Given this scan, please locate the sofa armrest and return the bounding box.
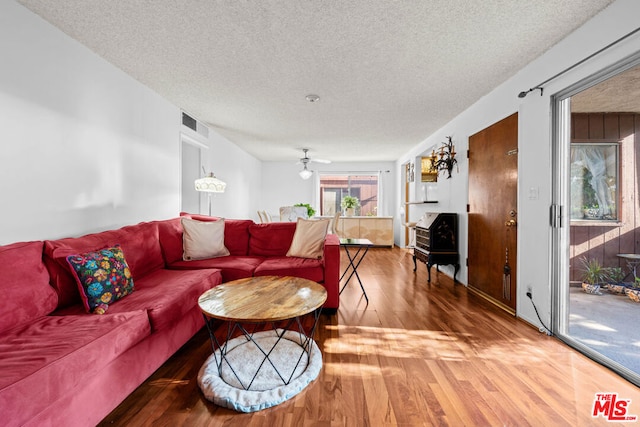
[322,234,340,309]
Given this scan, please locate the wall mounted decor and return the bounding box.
[428,136,458,179]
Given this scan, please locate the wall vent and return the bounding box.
[182,112,209,139]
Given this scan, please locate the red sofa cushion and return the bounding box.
[0,241,58,334]
[106,221,165,278]
[248,222,297,257]
[168,255,263,282]
[254,256,324,283]
[221,219,253,255]
[44,234,109,309]
[106,268,221,331]
[55,268,222,332]
[159,216,253,264]
[182,213,253,256]
[157,217,184,264]
[0,310,151,427]
[44,221,163,309]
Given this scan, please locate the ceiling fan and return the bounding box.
[297,148,331,180]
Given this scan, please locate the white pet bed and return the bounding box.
[198,329,322,412]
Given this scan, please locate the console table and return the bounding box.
[335,216,394,247]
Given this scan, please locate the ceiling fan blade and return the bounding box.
[295,148,330,165]
[310,158,332,164]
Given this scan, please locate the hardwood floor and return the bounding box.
[99,247,640,426]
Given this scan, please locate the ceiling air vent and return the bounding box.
[182,112,209,139]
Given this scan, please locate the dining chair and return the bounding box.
[332,212,341,236]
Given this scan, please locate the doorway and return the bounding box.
[180,134,208,214]
[553,56,640,386]
[403,162,411,247]
[468,113,519,313]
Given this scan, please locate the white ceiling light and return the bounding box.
[299,164,313,180]
[305,94,320,103]
[297,148,330,179]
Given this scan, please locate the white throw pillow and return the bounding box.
[182,217,230,261]
[286,218,330,259]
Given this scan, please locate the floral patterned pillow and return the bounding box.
[66,245,134,314]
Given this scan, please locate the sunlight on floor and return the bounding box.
[320,324,549,366]
[569,287,640,377]
[569,317,617,332]
[322,362,396,377]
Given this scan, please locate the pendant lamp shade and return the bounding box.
[195,173,226,193]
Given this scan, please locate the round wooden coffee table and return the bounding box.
[198,276,327,394]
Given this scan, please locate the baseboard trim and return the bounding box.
[467,285,516,316]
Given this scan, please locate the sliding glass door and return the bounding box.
[553,55,640,387]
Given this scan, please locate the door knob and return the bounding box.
[505,219,517,227]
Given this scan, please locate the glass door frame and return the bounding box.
[551,52,640,388]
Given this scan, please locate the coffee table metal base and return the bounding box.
[202,308,322,391]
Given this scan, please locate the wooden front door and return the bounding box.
[468,113,518,313]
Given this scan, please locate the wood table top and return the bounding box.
[198,276,327,322]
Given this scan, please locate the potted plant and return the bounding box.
[294,203,315,218]
[340,196,359,216]
[582,204,601,220]
[579,256,606,295]
[626,277,640,303]
[605,266,627,294]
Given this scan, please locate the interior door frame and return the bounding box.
[180,132,209,214]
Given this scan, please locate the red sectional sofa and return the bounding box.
[0,214,339,427]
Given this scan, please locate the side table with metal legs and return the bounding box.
[339,238,373,303]
[617,253,640,282]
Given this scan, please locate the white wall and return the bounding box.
[200,127,262,220]
[0,2,260,243]
[260,161,395,222]
[396,0,640,329]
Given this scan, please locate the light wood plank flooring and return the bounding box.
[99,247,640,426]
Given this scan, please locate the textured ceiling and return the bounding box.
[18,0,615,162]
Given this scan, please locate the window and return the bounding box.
[319,174,379,216]
[570,142,619,221]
